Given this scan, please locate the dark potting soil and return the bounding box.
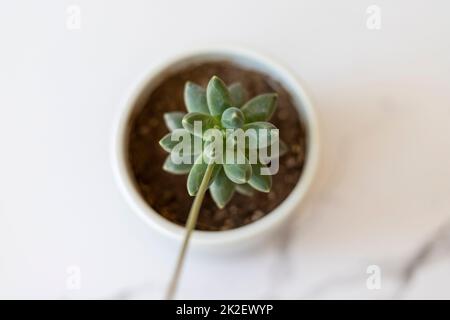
[127,61,307,231]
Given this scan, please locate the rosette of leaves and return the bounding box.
[159,75,287,208]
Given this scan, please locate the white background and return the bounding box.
[1,0,450,299]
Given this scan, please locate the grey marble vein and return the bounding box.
[393,219,450,298]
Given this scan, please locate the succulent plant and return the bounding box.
[159,75,287,208]
[160,75,287,299]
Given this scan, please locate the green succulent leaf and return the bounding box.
[242,122,278,149]
[184,82,210,114]
[258,138,288,160]
[206,76,232,116]
[209,163,222,186]
[163,155,192,175]
[210,168,235,208]
[243,121,277,131]
[235,183,255,197]
[159,132,176,152]
[241,93,277,122]
[159,129,190,152]
[187,153,221,196]
[223,161,252,184]
[278,139,288,157]
[163,111,185,131]
[228,82,247,107]
[221,107,245,129]
[248,163,272,192]
[187,156,209,196]
[160,129,202,156]
[182,112,216,138]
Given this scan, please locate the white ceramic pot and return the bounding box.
[112,47,319,250]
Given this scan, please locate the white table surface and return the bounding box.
[1,0,450,299]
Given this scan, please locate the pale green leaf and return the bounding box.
[184,82,210,114]
[163,155,192,174]
[221,107,245,129]
[187,153,221,196]
[259,138,288,160]
[187,155,208,196]
[223,162,252,184]
[228,82,247,107]
[158,129,190,152]
[242,122,278,149]
[235,184,255,197]
[248,163,272,192]
[210,168,235,208]
[182,112,216,138]
[241,93,277,122]
[163,111,185,131]
[278,139,288,157]
[206,76,232,116]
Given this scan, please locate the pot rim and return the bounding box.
[112,46,320,248]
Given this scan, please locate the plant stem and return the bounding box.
[165,163,215,299]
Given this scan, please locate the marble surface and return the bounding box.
[1,0,450,299]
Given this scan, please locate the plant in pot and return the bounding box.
[113,49,319,300]
[159,75,285,298]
